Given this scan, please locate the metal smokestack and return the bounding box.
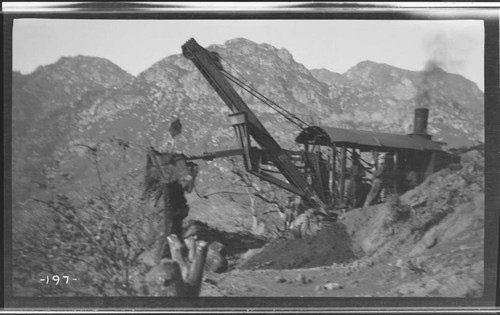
[412,108,432,139]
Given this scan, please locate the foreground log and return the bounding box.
[144,235,208,296]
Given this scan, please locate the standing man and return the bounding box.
[347,150,365,209]
[364,152,393,207]
[283,196,296,231]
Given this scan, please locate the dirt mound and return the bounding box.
[238,158,484,273]
[238,222,358,270]
[201,158,485,297]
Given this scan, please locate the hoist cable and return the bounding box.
[221,72,305,130]
[217,57,311,130]
[218,55,335,150]
[221,69,311,130]
[220,69,300,126]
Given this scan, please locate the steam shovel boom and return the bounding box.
[181,38,329,216]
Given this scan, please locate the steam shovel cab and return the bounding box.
[294,108,459,210]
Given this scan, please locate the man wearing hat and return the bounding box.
[364,152,393,207]
[347,150,366,209]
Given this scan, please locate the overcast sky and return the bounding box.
[13,19,484,90]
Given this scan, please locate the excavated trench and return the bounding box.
[184,214,367,272]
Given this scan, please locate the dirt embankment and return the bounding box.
[199,156,485,297]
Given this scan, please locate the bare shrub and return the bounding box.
[13,173,163,296]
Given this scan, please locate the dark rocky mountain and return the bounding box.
[12,38,484,208]
[15,55,133,115]
[12,56,135,201]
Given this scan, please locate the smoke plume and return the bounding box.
[424,32,473,74]
[416,32,473,109]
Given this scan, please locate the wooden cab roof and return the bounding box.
[295,125,444,152]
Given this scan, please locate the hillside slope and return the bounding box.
[202,153,484,297]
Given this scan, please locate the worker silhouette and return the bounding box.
[364,153,393,207]
[405,167,420,191]
[347,150,366,209]
[283,196,294,230]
